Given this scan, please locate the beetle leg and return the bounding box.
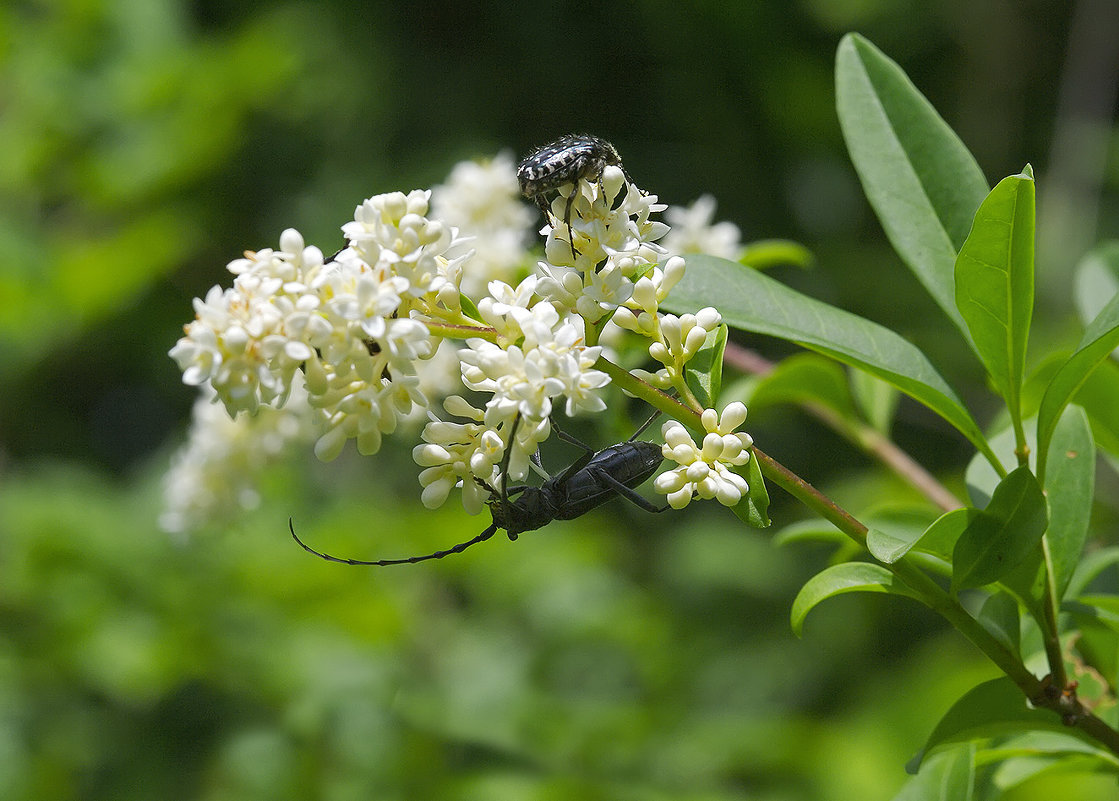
[585,468,669,514]
[563,186,578,259]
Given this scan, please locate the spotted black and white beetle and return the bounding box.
[517,134,628,257]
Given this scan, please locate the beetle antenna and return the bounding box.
[289,518,501,566]
[629,408,662,441]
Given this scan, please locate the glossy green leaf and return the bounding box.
[748,353,855,418]
[739,238,815,271]
[868,507,973,564]
[684,323,727,409]
[908,677,1084,773]
[893,744,975,801]
[1073,241,1119,328]
[1044,406,1095,599]
[952,467,1047,591]
[954,168,1035,421]
[666,254,1001,470]
[836,33,989,339]
[731,452,771,529]
[1035,290,1119,482]
[790,562,920,636]
[850,369,899,433]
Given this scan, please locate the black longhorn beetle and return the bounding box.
[289,414,666,566]
[517,134,630,258]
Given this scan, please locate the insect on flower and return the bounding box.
[290,415,666,566]
[517,134,628,257]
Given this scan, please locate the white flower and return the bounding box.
[648,307,722,372]
[412,398,526,514]
[653,402,753,509]
[534,166,670,322]
[342,189,468,311]
[160,377,315,535]
[661,195,743,260]
[458,305,609,424]
[430,152,535,297]
[169,229,325,415]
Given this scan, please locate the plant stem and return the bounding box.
[721,342,961,512]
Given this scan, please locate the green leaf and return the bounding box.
[748,353,855,418]
[1035,290,1119,482]
[996,545,1046,619]
[1065,595,1119,634]
[1075,360,1119,458]
[850,368,899,434]
[790,562,920,636]
[666,254,1002,471]
[907,677,1084,773]
[977,591,1021,657]
[1066,546,1119,599]
[836,33,989,340]
[1044,406,1095,599]
[684,323,727,409]
[772,519,848,548]
[1073,241,1119,328]
[952,467,1047,591]
[868,507,973,564]
[738,238,815,271]
[954,169,1036,423]
[459,292,482,323]
[731,451,770,529]
[964,419,1031,508]
[892,744,975,801]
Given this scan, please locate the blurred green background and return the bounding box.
[3,1,1119,799]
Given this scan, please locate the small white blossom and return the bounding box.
[160,378,315,535]
[458,304,609,424]
[647,307,722,373]
[661,195,743,260]
[534,166,670,322]
[342,189,469,314]
[430,152,535,297]
[169,229,326,415]
[654,402,753,509]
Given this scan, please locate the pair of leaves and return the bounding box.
[841,34,1038,440]
[789,469,1043,636]
[907,678,1112,773]
[842,34,1119,481]
[844,31,1038,443]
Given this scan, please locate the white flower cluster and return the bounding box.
[535,166,676,325]
[160,379,315,535]
[170,190,468,463]
[167,149,753,532]
[655,402,753,509]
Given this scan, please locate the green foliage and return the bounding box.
[954,168,1036,429]
[835,33,989,341]
[8,4,1119,800]
[666,254,1000,470]
[790,562,922,636]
